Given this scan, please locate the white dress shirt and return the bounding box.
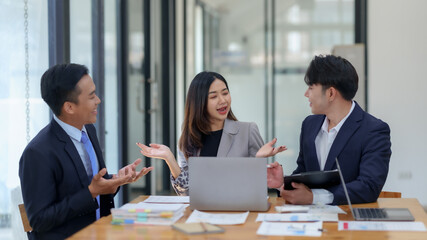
[53,115,98,178]
[312,101,355,204]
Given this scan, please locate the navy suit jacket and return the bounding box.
[294,102,391,205]
[19,120,115,239]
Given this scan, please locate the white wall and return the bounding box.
[368,0,427,208]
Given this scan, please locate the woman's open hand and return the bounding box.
[256,138,287,158]
[136,143,173,161]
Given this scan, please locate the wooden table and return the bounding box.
[68,196,427,239]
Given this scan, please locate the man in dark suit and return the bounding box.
[268,55,391,205]
[19,63,153,239]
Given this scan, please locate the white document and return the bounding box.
[257,221,323,236]
[186,210,249,225]
[143,195,190,204]
[256,213,338,222]
[338,221,427,231]
[120,202,189,212]
[307,205,346,214]
[275,205,309,213]
[275,204,346,214]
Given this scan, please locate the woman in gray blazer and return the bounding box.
[137,71,286,195]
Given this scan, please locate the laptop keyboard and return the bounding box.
[356,208,387,219]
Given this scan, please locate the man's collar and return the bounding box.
[323,101,356,133]
[53,115,87,142]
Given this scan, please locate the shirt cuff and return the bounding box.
[312,189,334,205]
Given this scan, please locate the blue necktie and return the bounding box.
[81,131,100,220]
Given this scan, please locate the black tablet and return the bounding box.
[284,169,340,190]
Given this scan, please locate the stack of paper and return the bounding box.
[143,195,190,203]
[111,202,188,225]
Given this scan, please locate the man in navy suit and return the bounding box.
[19,63,153,239]
[268,55,391,205]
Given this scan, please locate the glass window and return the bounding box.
[274,0,355,174]
[70,0,92,69]
[187,0,355,176]
[197,0,268,139]
[126,0,149,201]
[0,0,48,238]
[104,0,119,194]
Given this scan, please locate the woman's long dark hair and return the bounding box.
[178,71,237,159]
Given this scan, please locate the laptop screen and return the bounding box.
[335,157,355,217]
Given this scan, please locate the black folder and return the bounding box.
[284,169,340,190]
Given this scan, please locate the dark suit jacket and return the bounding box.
[19,120,115,239]
[294,102,391,205]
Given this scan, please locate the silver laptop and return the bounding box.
[335,158,414,221]
[188,157,270,211]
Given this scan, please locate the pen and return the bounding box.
[200,222,208,232]
[267,164,282,168]
[318,228,327,232]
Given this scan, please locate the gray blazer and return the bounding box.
[171,119,264,195]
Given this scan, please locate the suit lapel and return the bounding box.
[307,116,324,171]
[51,120,91,186]
[217,119,239,157]
[323,103,363,170]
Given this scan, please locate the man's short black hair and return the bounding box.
[40,63,89,116]
[304,55,358,101]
